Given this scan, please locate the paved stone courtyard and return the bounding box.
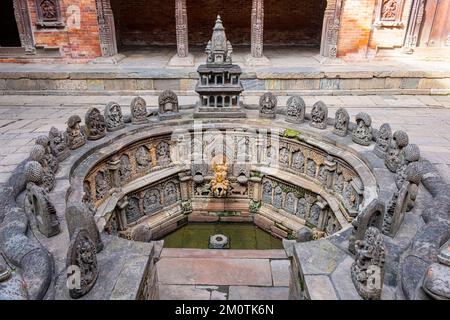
[0,93,449,186]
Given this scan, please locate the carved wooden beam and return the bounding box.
[251,0,264,58]
[13,0,35,53]
[320,0,343,58]
[95,0,118,57]
[175,0,189,58]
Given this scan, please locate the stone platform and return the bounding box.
[1,47,449,96]
[156,248,290,300]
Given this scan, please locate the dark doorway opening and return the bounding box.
[0,1,21,47]
[264,0,327,47]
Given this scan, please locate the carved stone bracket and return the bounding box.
[13,0,35,54]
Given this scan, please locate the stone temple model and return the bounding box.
[194,15,246,119]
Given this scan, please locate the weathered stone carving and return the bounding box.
[35,135,59,174]
[143,189,161,215]
[174,0,189,58]
[66,115,86,150]
[262,180,273,204]
[104,102,125,132]
[296,198,307,219]
[273,186,283,208]
[29,144,55,192]
[382,181,418,237]
[66,228,98,299]
[130,96,148,124]
[386,130,409,172]
[395,144,420,188]
[49,126,70,161]
[292,151,305,172]
[85,107,106,140]
[373,123,392,159]
[250,0,264,59]
[351,227,386,300]
[333,108,349,137]
[119,154,132,183]
[135,146,151,171]
[126,196,141,224]
[349,199,385,254]
[285,96,306,124]
[158,90,181,120]
[259,92,277,119]
[130,225,152,243]
[24,161,60,237]
[352,112,373,146]
[279,147,290,166]
[94,170,109,201]
[307,159,317,177]
[310,101,328,130]
[66,204,104,253]
[156,142,170,166]
[164,182,179,205]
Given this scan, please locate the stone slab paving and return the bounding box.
[156,248,290,300]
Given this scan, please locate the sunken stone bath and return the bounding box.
[0,17,449,302]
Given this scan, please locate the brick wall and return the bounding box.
[337,0,377,59]
[27,0,102,60]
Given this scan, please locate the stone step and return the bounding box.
[160,248,287,260]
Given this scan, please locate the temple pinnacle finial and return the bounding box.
[214,15,224,30]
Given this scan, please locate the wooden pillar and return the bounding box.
[12,0,35,54]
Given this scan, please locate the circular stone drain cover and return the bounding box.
[209,234,229,249]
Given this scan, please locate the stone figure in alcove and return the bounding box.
[158,90,181,120]
[259,92,277,119]
[285,95,305,124]
[292,151,305,172]
[273,186,283,208]
[104,102,125,132]
[310,101,328,130]
[66,115,86,150]
[373,123,392,159]
[135,146,151,170]
[119,154,132,182]
[143,189,161,215]
[130,96,148,124]
[352,112,373,146]
[296,198,307,219]
[333,108,349,137]
[126,197,141,223]
[49,126,70,161]
[262,181,273,204]
[95,170,108,200]
[85,107,106,140]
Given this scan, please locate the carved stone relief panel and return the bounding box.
[143,189,161,216]
[34,0,64,28]
[125,196,142,224]
[375,0,404,27]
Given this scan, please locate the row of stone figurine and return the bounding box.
[259,93,421,190]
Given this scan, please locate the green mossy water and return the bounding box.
[162,223,284,250]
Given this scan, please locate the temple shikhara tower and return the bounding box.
[194,16,245,119]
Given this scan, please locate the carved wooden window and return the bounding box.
[34,0,64,28]
[375,0,405,27]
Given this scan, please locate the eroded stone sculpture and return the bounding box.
[310,101,328,130]
[351,227,386,300]
[66,204,104,253]
[352,112,373,146]
[131,96,148,124]
[66,115,86,150]
[373,123,392,159]
[259,92,277,119]
[386,130,409,172]
[333,108,349,137]
[395,143,420,188]
[29,144,55,192]
[285,96,305,124]
[158,90,181,120]
[24,161,60,237]
[85,107,106,140]
[66,228,98,299]
[104,102,125,132]
[35,135,59,174]
[49,126,70,161]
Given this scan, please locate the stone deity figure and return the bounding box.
[373,123,392,159]
[259,92,277,119]
[130,96,148,124]
[352,112,373,146]
[35,135,59,174]
[210,156,230,198]
[85,107,106,140]
[333,108,349,137]
[385,130,409,172]
[104,102,125,132]
[49,126,70,161]
[285,96,305,124]
[310,101,328,129]
[66,115,86,150]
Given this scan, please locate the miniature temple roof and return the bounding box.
[205,15,233,65]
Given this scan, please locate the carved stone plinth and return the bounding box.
[244,54,271,67]
[168,53,195,67]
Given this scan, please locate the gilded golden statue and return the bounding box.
[210,156,230,198]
